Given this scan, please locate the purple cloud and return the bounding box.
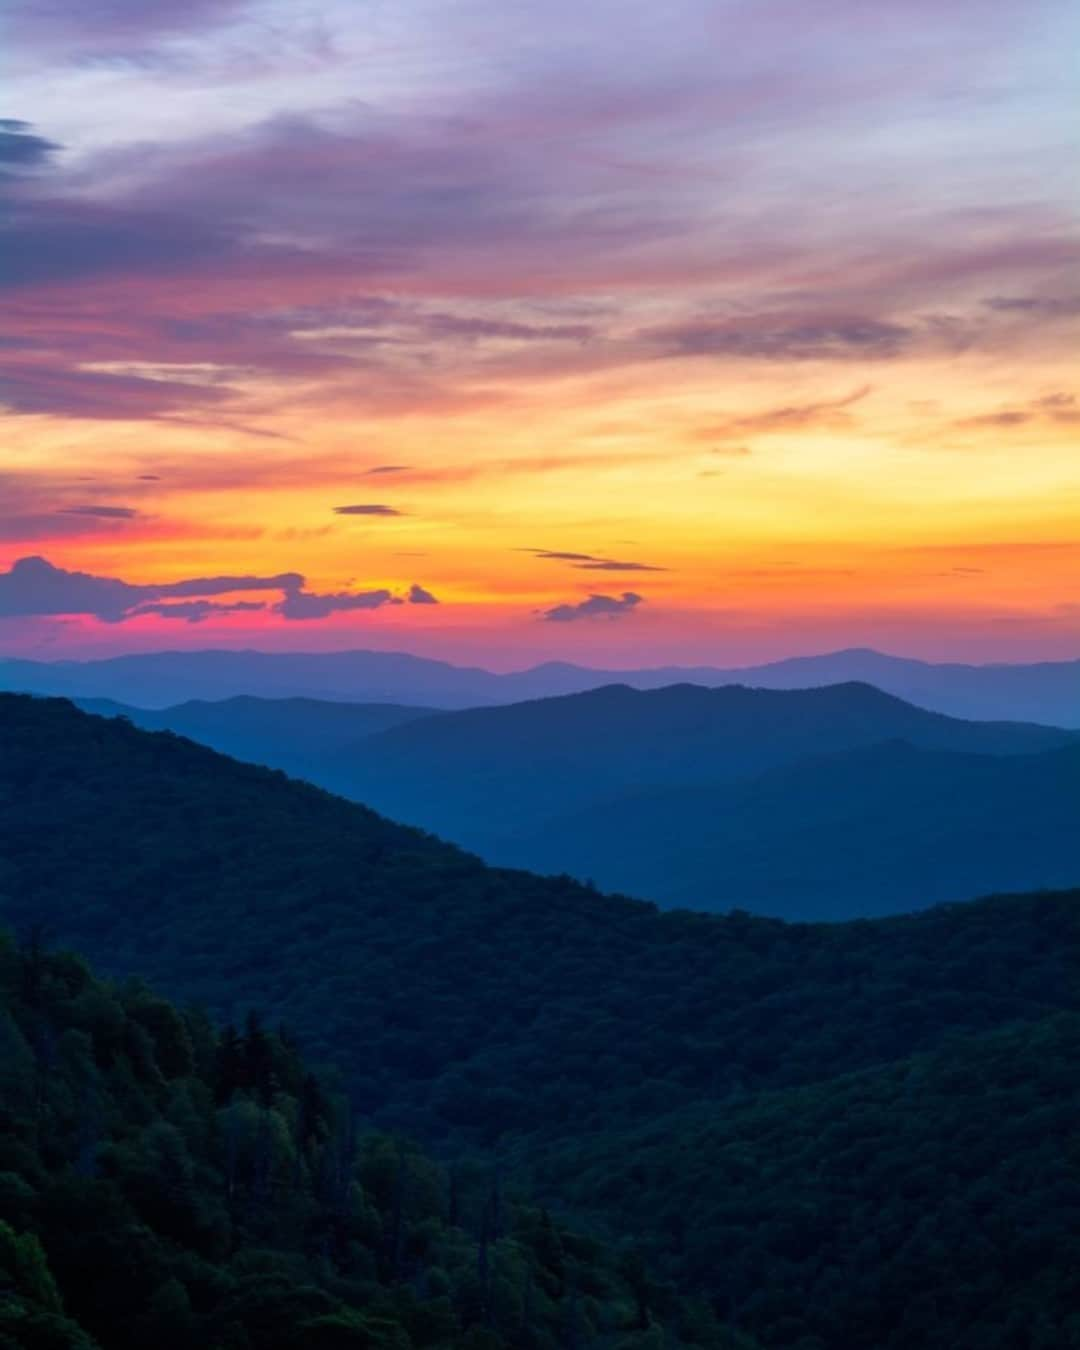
[0,555,301,621]
[276,587,399,620]
[0,361,232,419]
[0,119,58,175]
[0,555,441,624]
[7,0,251,54]
[541,591,644,622]
[649,317,912,361]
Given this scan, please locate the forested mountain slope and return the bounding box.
[1,695,1077,1146]
[534,1014,1080,1350]
[2,695,1079,1350]
[0,934,739,1350]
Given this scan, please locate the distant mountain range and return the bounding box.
[332,679,1074,840]
[4,643,1080,723]
[81,680,1080,919]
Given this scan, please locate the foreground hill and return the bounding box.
[0,935,730,1350]
[5,645,1080,724]
[535,1014,1080,1349]
[496,739,1080,918]
[2,696,1079,1349]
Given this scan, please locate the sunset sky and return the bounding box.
[2,0,1078,667]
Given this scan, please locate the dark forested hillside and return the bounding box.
[535,1014,1080,1349]
[1,694,1077,1146]
[495,739,1080,918]
[0,934,741,1350]
[2,695,1079,1350]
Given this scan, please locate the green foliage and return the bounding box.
[537,1015,1080,1348]
[0,934,734,1350]
[0,1218,99,1349]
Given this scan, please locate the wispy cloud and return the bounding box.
[526,548,665,572]
[126,598,267,623]
[57,504,139,519]
[698,386,872,440]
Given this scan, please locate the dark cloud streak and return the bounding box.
[57,504,139,519]
[527,548,665,572]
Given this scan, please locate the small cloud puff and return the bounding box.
[541,591,643,622]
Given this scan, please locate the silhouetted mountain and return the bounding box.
[327,682,1076,874]
[670,646,1080,728]
[78,694,432,779]
[4,644,1080,723]
[496,739,1080,918]
[3,694,1080,1350]
[61,683,1079,918]
[500,647,1080,726]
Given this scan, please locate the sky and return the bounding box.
[2,0,1078,669]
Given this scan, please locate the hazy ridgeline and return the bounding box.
[74,678,1080,920]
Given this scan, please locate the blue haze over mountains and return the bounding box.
[8,642,1073,921]
[3,644,1080,724]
